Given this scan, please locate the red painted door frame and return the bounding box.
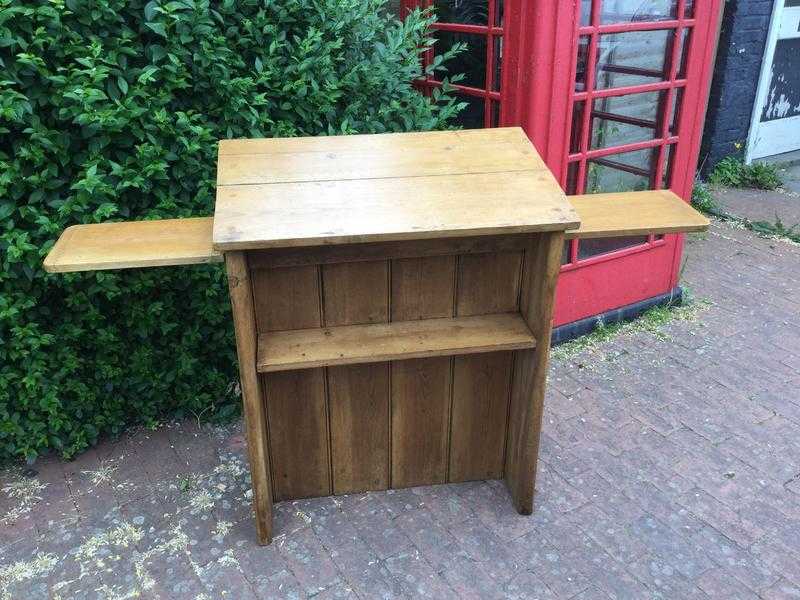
[400,0,722,326]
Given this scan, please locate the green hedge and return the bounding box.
[0,0,463,461]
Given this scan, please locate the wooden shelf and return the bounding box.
[257,313,536,372]
[43,217,221,273]
[565,190,709,240]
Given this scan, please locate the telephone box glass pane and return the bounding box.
[590,91,664,150]
[595,30,670,89]
[585,147,655,193]
[579,235,649,259]
[599,0,677,23]
[455,95,486,129]
[434,0,488,24]
[436,31,487,89]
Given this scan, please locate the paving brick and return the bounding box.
[690,525,779,592]
[761,578,800,599]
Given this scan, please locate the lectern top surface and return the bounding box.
[212,127,579,251]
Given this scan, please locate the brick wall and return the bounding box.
[700,0,774,172]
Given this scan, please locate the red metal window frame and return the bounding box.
[560,0,694,269]
[399,0,722,327]
[401,0,506,127]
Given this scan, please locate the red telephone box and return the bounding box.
[400,0,722,329]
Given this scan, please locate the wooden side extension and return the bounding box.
[43,217,222,273]
[566,190,709,240]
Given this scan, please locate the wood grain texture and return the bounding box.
[456,252,523,316]
[391,357,452,488]
[256,314,536,372]
[218,143,535,185]
[217,130,544,185]
[322,261,389,326]
[328,363,390,494]
[213,171,577,250]
[252,258,330,503]
[449,352,514,483]
[43,217,221,273]
[252,265,321,332]
[225,252,272,544]
[565,190,709,239]
[247,234,532,269]
[321,258,391,496]
[505,232,564,514]
[390,256,456,321]
[264,368,330,501]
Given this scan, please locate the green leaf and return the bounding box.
[145,21,167,38]
[0,202,14,220]
[144,0,159,21]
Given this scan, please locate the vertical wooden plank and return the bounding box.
[448,250,523,484]
[391,357,452,488]
[225,252,273,545]
[328,363,390,494]
[254,262,329,501]
[390,256,455,488]
[251,264,321,331]
[505,232,564,514]
[449,351,514,482]
[456,251,523,316]
[391,256,456,321]
[322,260,389,326]
[265,368,330,501]
[324,260,391,494]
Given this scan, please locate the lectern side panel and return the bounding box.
[264,369,330,501]
[505,232,564,514]
[449,351,513,482]
[323,259,391,495]
[226,252,273,545]
[328,363,390,494]
[391,356,452,488]
[252,260,329,501]
[448,251,523,483]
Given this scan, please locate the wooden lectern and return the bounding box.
[44,128,708,544]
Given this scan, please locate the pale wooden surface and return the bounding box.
[224,252,273,544]
[213,128,578,250]
[565,190,709,239]
[43,217,221,273]
[217,128,547,185]
[256,313,536,372]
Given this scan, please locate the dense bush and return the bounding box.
[0,0,463,461]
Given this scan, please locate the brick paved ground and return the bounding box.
[2,219,800,599]
[712,161,800,225]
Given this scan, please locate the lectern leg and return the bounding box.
[226,252,274,544]
[505,232,564,513]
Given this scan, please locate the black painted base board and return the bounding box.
[551,287,684,346]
